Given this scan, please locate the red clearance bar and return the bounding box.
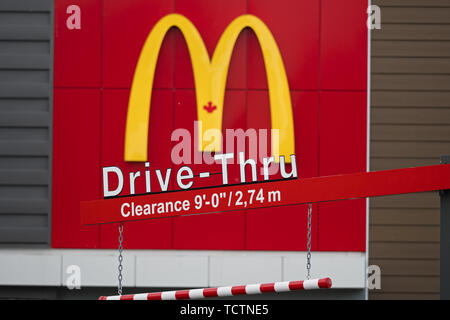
[81,164,450,225]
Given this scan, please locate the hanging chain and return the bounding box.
[306,203,312,280]
[118,222,124,295]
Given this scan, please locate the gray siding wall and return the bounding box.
[0,0,52,245]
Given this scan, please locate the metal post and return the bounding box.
[441,155,450,300]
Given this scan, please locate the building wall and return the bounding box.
[0,0,367,298]
[2,0,449,300]
[0,0,52,245]
[369,0,450,299]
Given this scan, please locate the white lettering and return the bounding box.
[214,153,234,184]
[177,166,194,189]
[103,166,124,197]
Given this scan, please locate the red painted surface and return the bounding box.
[318,92,367,251]
[53,0,369,251]
[248,0,320,90]
[52,89,100,247]
[320,0,368,90]
[54,0,101,87]
[103,0,175,89]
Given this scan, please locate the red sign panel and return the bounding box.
[81,164,450,225]
[53,0,369,251]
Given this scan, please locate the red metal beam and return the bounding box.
[80,164,450,225]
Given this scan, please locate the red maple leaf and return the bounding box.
[203,101,217,113]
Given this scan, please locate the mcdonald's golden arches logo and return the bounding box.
[124,14,295,162]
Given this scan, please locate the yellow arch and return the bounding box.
[124,13,295,162]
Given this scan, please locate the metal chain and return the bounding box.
[306,204,312,280]
[118,222,124,295]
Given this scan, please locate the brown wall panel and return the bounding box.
[371,193,440,209]
[370,226,439,242]
[375,0,450,7]
[381,8,450,23]
[369,2,449,299]
[370,208,439,225]
[372,74,450,90]
[370,242,440,259]
[375,276,439,293]
[371,158,440,170]
[372,41,450,58]
[370,292,439,300]
[372,91,450,108]
[370,259,439,276]
[372,24,450,40]
[372,124,450,141]
[372,108,450,125]
[371,141,450,158]
[372,57,450,74]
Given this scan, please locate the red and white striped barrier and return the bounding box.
[99,277,332,300]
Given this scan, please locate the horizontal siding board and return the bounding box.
[372,57,450,74]
[0,99,49,112]
[370,208,440,226]
[372,24,450,40]
[0,0,50,12]
[370,226,439,242]
[0,199,48,214]
[0,54,49,69]
[0,128,48,140]
[0,214,48,229]
[370,158,441,170]
[0,227,48,243]
[372,91,450,108]
[371,141,450,158]
[0,141,49,156]
[0,26,50,41]
[370,193,440,209]
[374,0,450,7]
[0,70,49,82]
[372,41,450,58]
[0,112,49,127]
[371,259,439,276]
[374,276,439,293]
[0,41,49,54]
[370,242,440,259]
[0,83,49,98]
[371,124,450,141]
[381,8,450,24]
[372,74,450,91]
[0,185,47,198]
[0,157,48,170]
[0,170,48,185]
[371,108,450,125]
[370,292,439,300]
[0,13,50,26]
